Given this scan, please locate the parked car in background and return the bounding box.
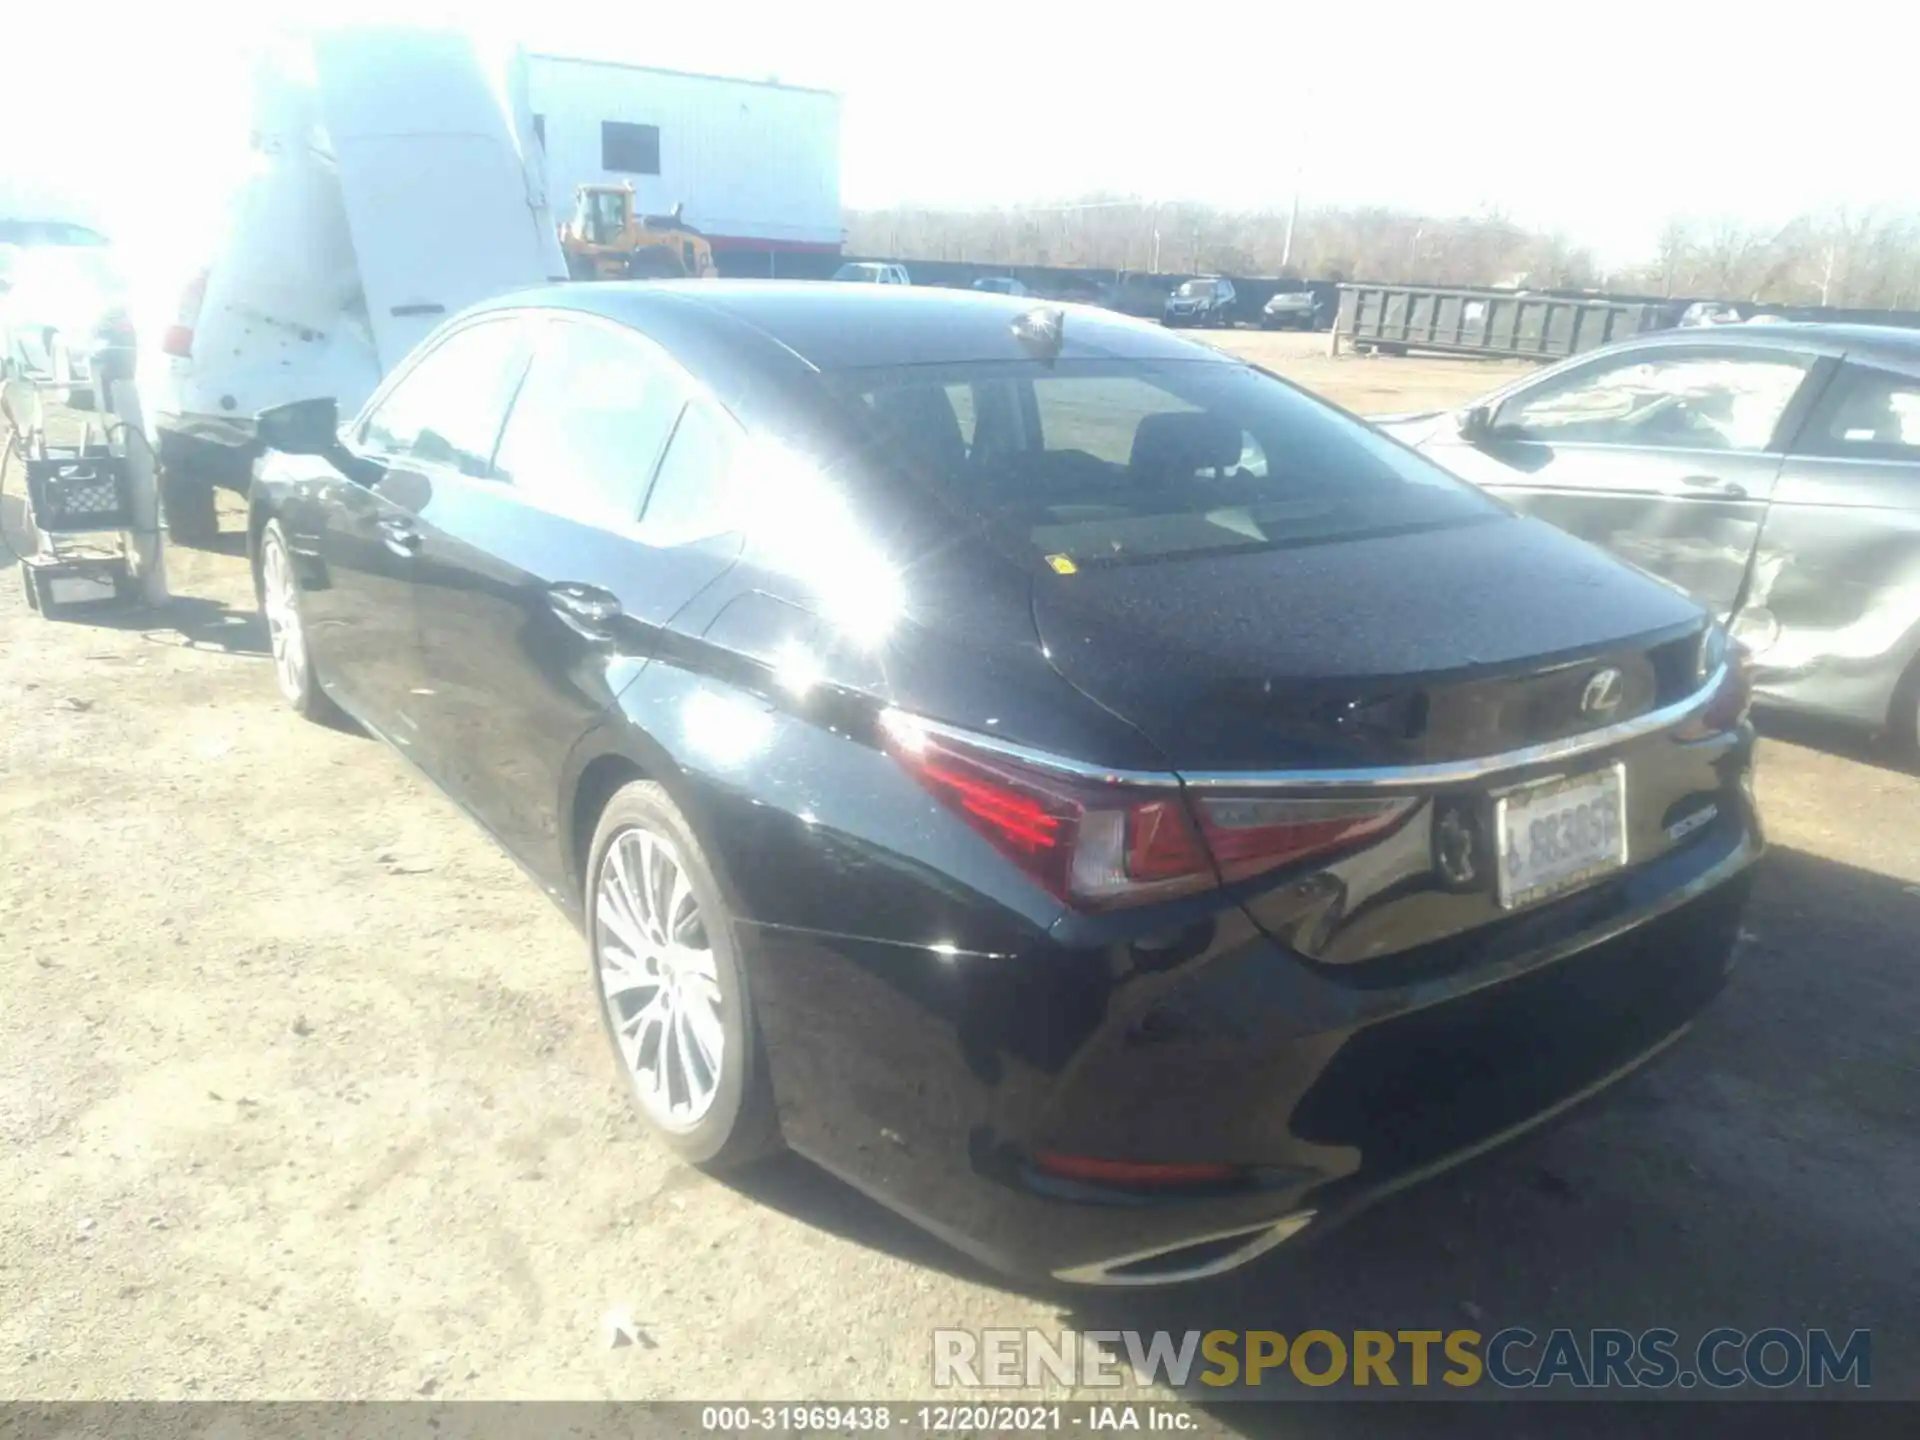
[971,276,1029,296]
[831,261,911,285]
[1261,289,1320,331]
[1377,324,1920,752]
[248,280,1757,1285]
[0,219,130,405]
[1679,302,1746,327]
[1050,277,1119,310]
[1163,276,1235,328]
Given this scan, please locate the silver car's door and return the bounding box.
[1745,358,1920,727]
[1417,344,1821,619]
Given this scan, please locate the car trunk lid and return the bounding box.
[1029,515,1709,773]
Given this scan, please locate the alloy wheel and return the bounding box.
[594,826,726,1130]
[261,534,308,704]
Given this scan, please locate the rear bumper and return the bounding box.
[747,805,1758,1284]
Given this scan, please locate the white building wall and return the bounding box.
[528,56,841,250]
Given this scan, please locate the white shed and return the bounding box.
[527,55,843,267]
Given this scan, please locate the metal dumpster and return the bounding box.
[1337,284,1675,361]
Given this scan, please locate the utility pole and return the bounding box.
[111,377,168,607]
[1281,162,1302,271]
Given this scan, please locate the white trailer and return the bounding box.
[138,27,565,544]
[527,55,842,268]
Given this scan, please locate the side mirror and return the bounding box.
[1456,404,1495,443]
[256,397,340,456]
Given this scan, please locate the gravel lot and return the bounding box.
[3,331,1917,1419]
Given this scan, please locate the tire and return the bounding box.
[21,561,40,614]
[257,518,339,723]
[585,780,782,1170]
[160,466,219,546]
[1891,658,1920,763]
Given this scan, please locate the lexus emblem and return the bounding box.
[1580,667,1625,717]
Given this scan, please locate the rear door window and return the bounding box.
[637,397,746,547]
[358,318,526,475]
[1792,363,1920,462]
[490,316,685,525]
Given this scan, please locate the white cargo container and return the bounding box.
[527,55,842,267]
[136,27,566,543]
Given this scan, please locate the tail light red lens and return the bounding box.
[1679,640,1754,739]
[162,270,210,358]
[880,711,1415,911]
[1187,794,1418,882]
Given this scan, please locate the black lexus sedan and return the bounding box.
[248,282,1760,1285]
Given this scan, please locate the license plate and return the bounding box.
[1495,763,1627,909]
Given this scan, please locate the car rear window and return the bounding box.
[826,359,1500,567]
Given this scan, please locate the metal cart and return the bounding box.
[3,340,166,617]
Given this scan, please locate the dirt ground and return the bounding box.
[3,332,1917,1420]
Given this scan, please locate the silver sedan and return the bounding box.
[1377,322,1920,754]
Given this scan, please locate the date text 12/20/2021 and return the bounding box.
[700,1406,1198,1433]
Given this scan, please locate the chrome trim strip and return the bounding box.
[879,709,1178,788]
[1180,664,1725,790]
[737,919,1015,961]
[1052,1212,1315,1288]
[889,663,1727,793]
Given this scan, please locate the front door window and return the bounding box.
[1501,352,1810,452]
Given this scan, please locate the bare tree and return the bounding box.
[845,196,1920,310]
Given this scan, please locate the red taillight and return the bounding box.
[1703,643,1755,729]
[1034,1152,1241,1188]
[918,754,1064,854]
[1679,641,1755,739]
[162,269,209,358]
[1188,795,1413,883]
[880,712,1415,911]
[1123,799,1213,881]
[881,719,1088,901]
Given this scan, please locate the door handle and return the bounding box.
[547,582,622,636]
[1676,474,1748,499]
[378,517,422,555]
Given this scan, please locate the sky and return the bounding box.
[6,0,1919,280]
